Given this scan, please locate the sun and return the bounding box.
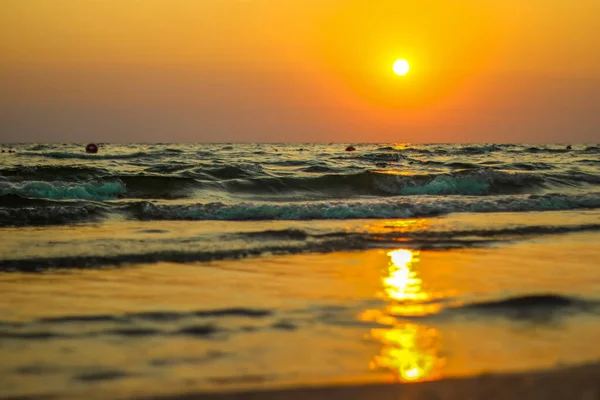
[393,59,410,76]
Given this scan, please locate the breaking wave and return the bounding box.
[0,181,126,200]
[2,192,600,227]
[128,193,600,221]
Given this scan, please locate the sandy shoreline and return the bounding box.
[143,362,600,400]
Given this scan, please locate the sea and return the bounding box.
[1,143,600,399]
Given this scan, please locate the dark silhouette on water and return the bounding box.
[345,145,356,152]
[86,143,99,154]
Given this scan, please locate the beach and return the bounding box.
[1,143,600,399]
[147,362,600,400]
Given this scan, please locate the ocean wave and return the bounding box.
[443,294,600,320]
[115,175,204,199]
[300,165,340,173]
[16,151,155,160]
[502,162,556,171]
[0,165,110,181]
[0,323,221,340]
[441,162,482,169]
[199,164,267,180]
[548,172,600,186]
[0,236,367,271]
[37,308,272,324]
[233,228,312,240]
[373,170,546,196]
[461,144,502,154]
[24,144,54,151]
[2,192,600,226]
[144,163,195,174]
[7,223,597,269]
[218,169,596,198]
[222,172,378,197]
[583,146,600,153]
[0,174,213,201]
[0,194,70,208]
[229,224,600,244]
[383,294,600,321]
[401,147,446,155]
[127,192,600,221]
[394,223,600,241]
[0,181,126,200]
[523,147,571,154]
[464,294,581,310]
[216,169,536,198]
[0,204,108,226]
[360,152,402,162]
[401,144,509,156]
[0,307,276,342]
[577,159,600,166]
[263,160,310,167]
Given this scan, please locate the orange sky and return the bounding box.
[1,0,600,142]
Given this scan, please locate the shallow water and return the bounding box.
[1,143,600,398]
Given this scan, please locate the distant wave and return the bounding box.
[16,151,155,160]
[115,175,206,199]
[583,146,600,153]
[199,164,267,180]
[502,162,556,171]
[300,165,340,173]
[523,147,571,154]
[0,165,110,181]
[4,157,600,202]
[144,163,195,175]
[3,143,600,224]
[2,192,600,226]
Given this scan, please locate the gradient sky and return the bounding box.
[1,0,600,143]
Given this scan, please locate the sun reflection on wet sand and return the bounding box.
[370,323,443,382]
[362,248,445,382]
[384,249,427,302]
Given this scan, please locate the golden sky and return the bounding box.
[1,0,600,142]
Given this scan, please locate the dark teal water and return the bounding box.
[2,143,600,224]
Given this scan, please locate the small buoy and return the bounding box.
[566,145,572,150]
[345,145,356,152]
[86,143,98,154]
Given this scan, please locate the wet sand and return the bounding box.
[147,362,600,400]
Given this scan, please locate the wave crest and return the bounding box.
[0,181,126,200]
